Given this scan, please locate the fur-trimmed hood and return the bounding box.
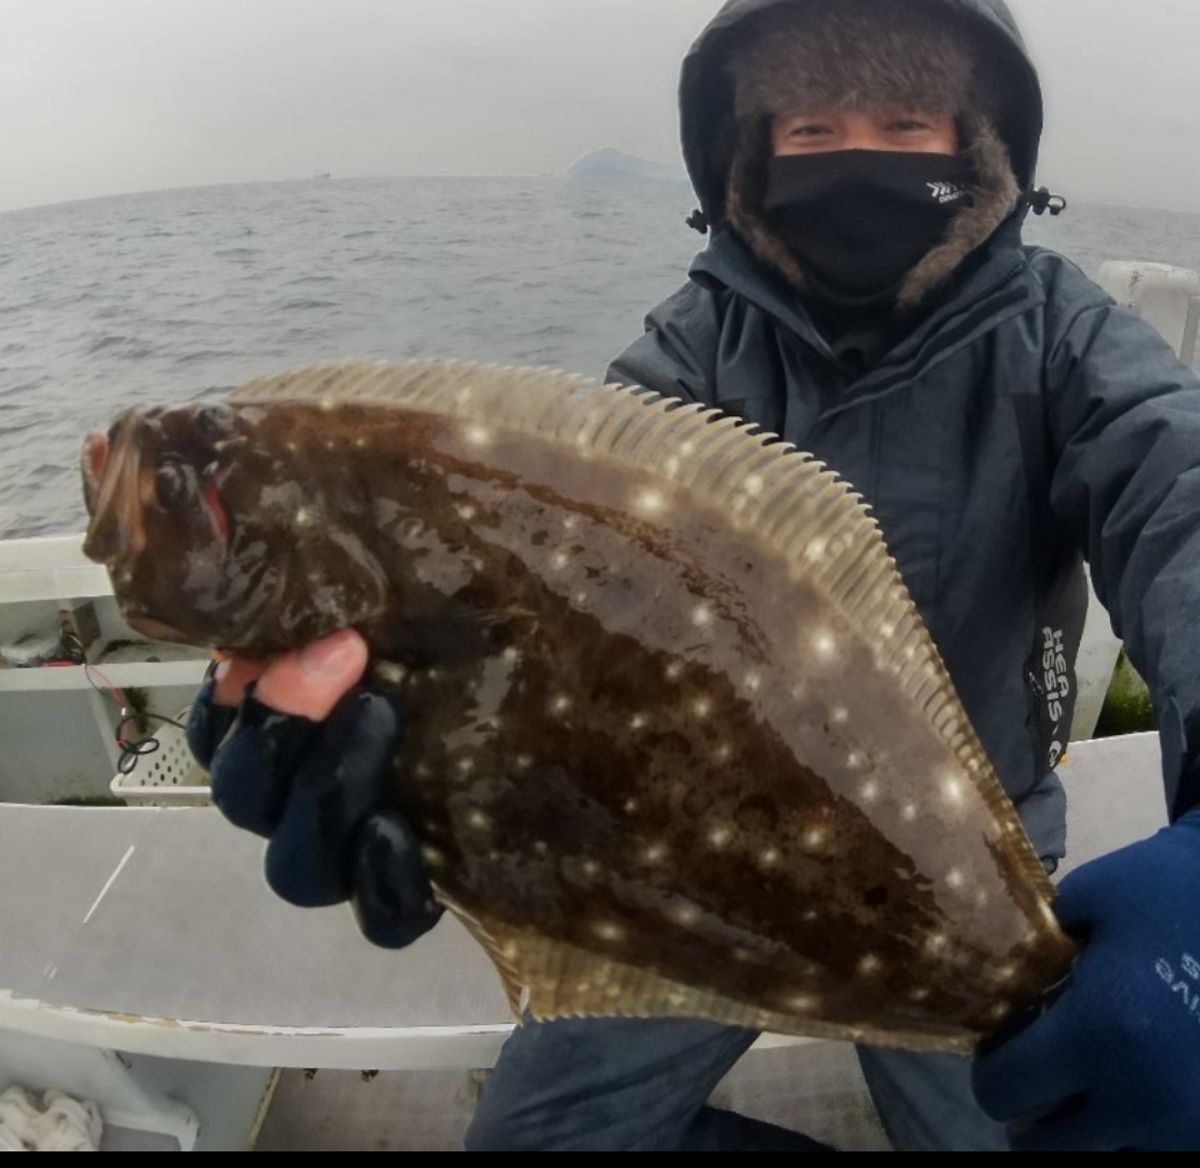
[678,0,1044,303]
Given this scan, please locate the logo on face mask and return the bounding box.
[927,181,966,205]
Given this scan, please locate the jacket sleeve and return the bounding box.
[1042,259,1200,818]
[604,281,723,405]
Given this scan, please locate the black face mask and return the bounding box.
[762,151,974,306]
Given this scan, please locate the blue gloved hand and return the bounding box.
[973,810,1200,1151]
[186,629,443,949]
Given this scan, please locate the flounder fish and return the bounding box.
[81,360,1076,1053]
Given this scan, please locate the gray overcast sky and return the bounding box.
[2,0,1199,214]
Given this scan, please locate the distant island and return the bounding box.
[563,149,690,191]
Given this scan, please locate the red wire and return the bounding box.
[84,663,130,743]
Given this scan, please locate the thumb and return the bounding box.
[254,629,370,720]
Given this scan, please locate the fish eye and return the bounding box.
[195,403,238,443]
[155,463,191,510]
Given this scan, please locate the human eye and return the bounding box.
[788,122,832,139]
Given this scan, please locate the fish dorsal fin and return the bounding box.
[232,360,1052,900]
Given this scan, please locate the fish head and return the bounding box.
[82,401,389,653]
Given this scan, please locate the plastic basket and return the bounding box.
[109,710,211,807]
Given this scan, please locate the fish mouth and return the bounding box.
[82,432,107,518]
[81,418,146,566]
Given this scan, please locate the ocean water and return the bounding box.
[2,177,1199,540]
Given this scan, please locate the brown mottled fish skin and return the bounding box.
[80,361,1077,1053]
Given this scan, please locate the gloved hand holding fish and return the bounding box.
[185,645,446,949]
[80,359,1077,1054]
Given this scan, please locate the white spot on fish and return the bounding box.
[806,537,828,562]
[880,623,896,639]
[665,662,684,682]
[760,848,780,867]
[988,1002,1011,1022]
[456,504,476,521]
[680,440,696,457]
[744,474,765,498]
[714,743,733,763]
[813,632,837,660]
[802,908,819,923]
[847,751,865,770]
[324,439,336,451]
[464,424,491,447]
[975,889,990,909]
[804,827,826,851]
[901,803,918,823]
[629,713,648,731]
[467,809,489,830]
[581,860,601,878]
[502,646,521,663]
[420,845,445,867]
[295,507,316,527]
[693,697,713,719]
[319,398,335,412]
[550,694,572,715]
[501,940,519,959]
[562,516,579,532]
[857,954,882,977]
[744,671,762,693]
[456,757,475,776]
[355,436,367,449]
[574,590,588,606]
[373,662,407,686]
[286,441,299,453]
[552,550,571,570]
[623,798,638,814]
[664,455,681,477]
[786,994,817,1013]
[691,603,713,628]
[707,824,732,849]
[925,932,948,954]
[533,840,548,856]
[515,754,532,771]
[634,488,667,516]
[667,991,687,1007]
[942,775,966,807]
[992,963,1017,984]
[946,868,965,890]
[830,706,849,724]
[642,843,667,864]
[909,987,931,1003]
[859,780,879,804]
[672,904,700,927]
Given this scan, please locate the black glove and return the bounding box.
[187,673,443,948]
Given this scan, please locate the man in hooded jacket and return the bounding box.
[189,0,1200,1151]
